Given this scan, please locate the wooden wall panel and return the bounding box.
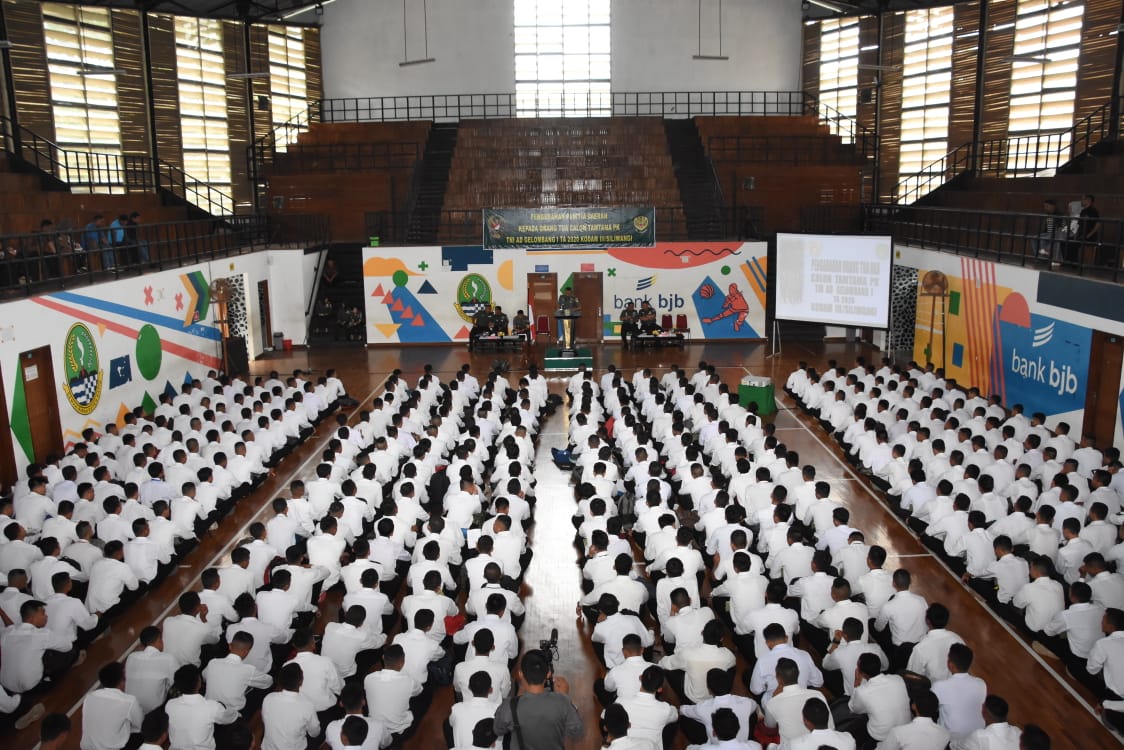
[802,21,821,100]
[1074,0,1122,122]
[3,0,53,140]
[304,26,322,109]
[223,21,251,210]
[110,8,150,159]
[248,25,272,144]
[948,1,982,150]
[145,13,182,170]
[978,0,1017,144]
[871,14,905,203]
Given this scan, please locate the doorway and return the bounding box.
[0,368,16,492]
[19,347,63,463]
[527,272,558,339]
[258,280,273,349]
[571,271,603,343]
[1083,330,1124,447]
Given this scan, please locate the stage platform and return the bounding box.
[543,346,593,371]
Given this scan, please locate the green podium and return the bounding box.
[738,380,776,415]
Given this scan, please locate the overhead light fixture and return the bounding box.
[78,65,124,76]
[807,0,850,13]
[0,40,12,50]
[229,72,269,79]
[280,0,337,20]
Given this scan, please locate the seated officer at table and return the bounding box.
[468,301,493,350]
[511,310,530,341]
[638,301,659,333]
[620,302,639,348]
[490,306,510,335]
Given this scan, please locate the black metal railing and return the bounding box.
[864,203,1124,281]
[894,96,1123,204]
[706,135,867,165]
[365,205,757,246]
[0,213,329,296]
[0,115,238,216]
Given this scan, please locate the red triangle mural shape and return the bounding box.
[373,283,385,296]
[411,315,426,327]
[454,326,470,339]
[391,299,404,312]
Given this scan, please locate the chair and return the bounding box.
[536,315,550,337]
[675,314,691,341]
[661,314,673,331]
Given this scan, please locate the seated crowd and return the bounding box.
[1,360,555,750]
[555,359,1077,749]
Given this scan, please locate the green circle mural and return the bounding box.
[136,324,163,380]
[392,269,410,287]
[720,265,732,275]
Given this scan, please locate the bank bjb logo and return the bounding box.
[63,323,103,415]
[455,273,492,323]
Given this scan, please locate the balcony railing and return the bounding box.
[0,213,329,296]
[864,203,1124,282]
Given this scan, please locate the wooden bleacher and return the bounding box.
[697,114,865,233]
[441,118,682,242]
[266,121,431,242]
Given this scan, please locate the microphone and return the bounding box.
[550,627,559,643]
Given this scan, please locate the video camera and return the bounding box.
[539,627,559,690]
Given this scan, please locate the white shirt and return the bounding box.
[256,588,299,638]
[616,692,679,744]
[45,591,98,645]
[287,650,344,711]
[450,695,500,748]
[906,629,965,682]
[165,693,238,750]
[680,693,758,743]
[603,655,654,702]
[1088,630,1124,697]
[931,673,987,740]
[592,612,655,668]
[659,643,737,703]
[789,728,856,750]
[261,689,321,750]
[125,646,177,715]
[850,673,912,740]
[0,622,72,693]
[876,590,929,645]
[955,721,1022,750]
[763,685,833,744]
[325,715,392,750]
[877,716,950,750]
[86,557,140,613]
[1013,577,1065,632]
[453,654,512,702]
[81,687,144,750]
[203,652,272,712]
[322,621,381,678]
[163,612,219,668]
[364,669,421,734]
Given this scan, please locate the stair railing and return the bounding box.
[893,142,976,205]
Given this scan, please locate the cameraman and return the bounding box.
[493,650,584,750]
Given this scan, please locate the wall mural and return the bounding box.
[911,256,1091,422]
[888,265,918,354]
[362,242,769,344]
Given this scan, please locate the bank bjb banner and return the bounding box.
[483,206,655,249]
[999,308,1091,417]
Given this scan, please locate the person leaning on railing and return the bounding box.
[1034,199,1060,262]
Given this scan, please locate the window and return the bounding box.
[514,0,611,117]
[897,7,954,188]
[1007,0,1085,173]
[42,3,122,190]
[818,18,860,136]
[175,17,233,212]
[268,25,308,149]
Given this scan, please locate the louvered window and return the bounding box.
[1007,0,1085,172]
[42,3,122,190]
[514,0,611,117]
[175,16,233,211]
[268,25,307,148]
[818,18,861,136]
[898,7,955,184]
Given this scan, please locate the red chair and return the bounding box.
[660,314,673,331]
[675,314,690,341]
[535,315,550,336]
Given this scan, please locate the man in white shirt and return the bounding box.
[449,671,500,748]
[86,541,140,616]
[164,664,238,750]
[125,626,177,716]
[905,603,965,682]
[162,591,221,669]
[81,662,143,750]
[788,700,855,750]
[614,665,679,745]
[822,618,888,698]
[658,619,736,705]
[0,599,80,695]
[848,653,911,743]
[454,629,512,703]
[874,569,929,658]
[364,645,422,738]
[323,605,383,679]
[261,662,321,750]
[877,690,950,750]
[286,628,344,716]
[761,658,833,745]
[954,694,1021,750]
[324,685,392,750]
[202,631,272,715]
[930,644,987,742]
[591,593,655,669]
[45,573,98,649]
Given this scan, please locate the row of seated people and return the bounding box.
[0,367,349,733]
[787,357,1124,735]
[543,361,1059,749]
[4,362,562,750]
[2,214,148,288]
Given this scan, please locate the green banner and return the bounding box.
[483,206,655,249]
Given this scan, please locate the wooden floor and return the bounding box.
[7,339,1119,750]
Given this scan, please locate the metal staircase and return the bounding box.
[405,123,459,244]
[664,119,726,240]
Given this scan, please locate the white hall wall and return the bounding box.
[0,249,309,473]
[315,0,803,102]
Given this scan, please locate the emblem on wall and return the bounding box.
[454,273,493,323]
[63,323,103,415]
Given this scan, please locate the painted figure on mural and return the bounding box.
[703,283,749,331]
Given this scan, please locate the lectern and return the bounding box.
[555,308,582,356]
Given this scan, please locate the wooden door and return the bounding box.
[258,280,272,348]
[527,272,558,337]
[571,272,603,343]
[0,368,16,493]
[1083,330,1124,446]
[19,347,63,463]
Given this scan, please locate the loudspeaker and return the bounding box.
[226,336,249,377]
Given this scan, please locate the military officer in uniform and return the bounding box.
[620,301,639,348]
